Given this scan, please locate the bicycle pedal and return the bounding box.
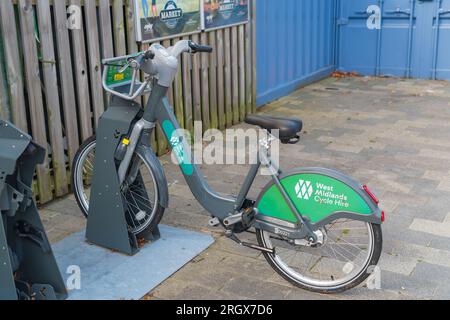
[209,217,220,227]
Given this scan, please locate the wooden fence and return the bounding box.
[0,0,256,204]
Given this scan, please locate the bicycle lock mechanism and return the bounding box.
[86,40,210,255]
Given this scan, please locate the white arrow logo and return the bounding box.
[295,180,313,200]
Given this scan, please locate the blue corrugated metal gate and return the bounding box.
[337,0,450,80]
[256,0,337,106]
[256,0,450,107]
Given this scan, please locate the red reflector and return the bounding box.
[381,211,385,222]
[363,185,379,204]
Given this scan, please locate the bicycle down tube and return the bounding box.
[144,84,242,220]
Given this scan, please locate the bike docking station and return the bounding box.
[85,94,161,256]
[47,51,214,300]
[81,51,164,255]
[0,120,67,300]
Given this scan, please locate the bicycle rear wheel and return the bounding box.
[256,219,382,293]
[71,136,164,237]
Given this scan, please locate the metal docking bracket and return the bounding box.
[86,97,160,256]
[0,120,67,300]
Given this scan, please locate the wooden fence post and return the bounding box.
[200,32,211,131]
[36,0,69,197]
[231,26,239,125]
[251,0,257,113]
[208,32,218,129]
[216,30,226,130]
[85,0,105,126]
[245,22,253,115]
[238,25,246,121]
[0,1,28,131]
[182,36,194,134]
[125,0,138,54]
[191,34,202,129]
[224,29,233,127]
[113,0,127,56]
[53,0,80,167]
[18,0,53,203]
[172,37,185,129]
[0,29,10,121]
[70,0,93,142]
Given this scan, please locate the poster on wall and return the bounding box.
[202,0,250,31]
[135,0,202,43]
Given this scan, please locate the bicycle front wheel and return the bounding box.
[256,220,382,293]
[71,136,165,237]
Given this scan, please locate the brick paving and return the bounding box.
[42,77,450,300]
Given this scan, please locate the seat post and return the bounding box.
[259,130,280,176]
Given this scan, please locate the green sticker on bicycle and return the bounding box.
[258,174,372,224]
[162,120,194,176]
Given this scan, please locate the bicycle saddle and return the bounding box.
[245,115,303,144]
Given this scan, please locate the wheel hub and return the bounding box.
[294,229,326,247]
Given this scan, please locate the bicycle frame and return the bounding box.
[89,41,381,256]
[143,84,259,220]
[137,84,319,241]
[87,41,289,255]
[83,41,383,290]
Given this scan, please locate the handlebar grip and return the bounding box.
[144,50,156,60]
[132,50,154,68]
[188,41,213,53]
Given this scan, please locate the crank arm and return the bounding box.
[223,212,243,227]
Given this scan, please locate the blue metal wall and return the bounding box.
[256,0,337,106]
[256,0,450,107]
[337,0,450,80]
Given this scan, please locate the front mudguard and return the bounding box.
[136,145,169,209]
[255,167,383,230]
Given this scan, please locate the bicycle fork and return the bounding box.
[117,118,155,186]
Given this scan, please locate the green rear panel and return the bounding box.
[258,174,372,224]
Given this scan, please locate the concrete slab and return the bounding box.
[52,225,214,300]
[42,77,450,300]
[410,219,450,238]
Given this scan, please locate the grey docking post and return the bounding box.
[86,96,160,256]
[0,120,67,300]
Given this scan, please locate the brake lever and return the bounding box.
[118,61,131,74]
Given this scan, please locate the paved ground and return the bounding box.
[41,77,450,300]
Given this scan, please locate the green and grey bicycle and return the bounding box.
[71,40,384,293]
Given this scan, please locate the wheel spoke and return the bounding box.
[260,219,374,289]
[73,141,160,235]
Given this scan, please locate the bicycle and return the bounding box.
[71,40,384,293]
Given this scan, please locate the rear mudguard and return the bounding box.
[256,168,383,229]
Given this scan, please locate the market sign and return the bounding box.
[135,0,202,43]
[202,0,249,31]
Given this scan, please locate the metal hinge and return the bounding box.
[16,221,51,253]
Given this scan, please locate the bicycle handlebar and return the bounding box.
[188,41,213,53]
[143,50,156,60]
[102,40,213,99]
